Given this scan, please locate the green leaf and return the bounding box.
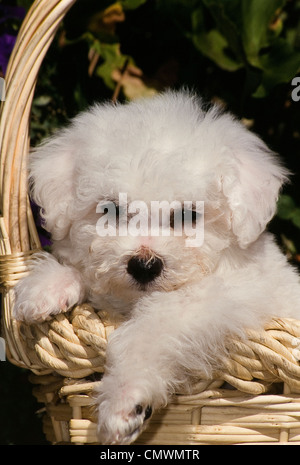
[292,211,300,229]
[281,234,298,255]
[193,29,242,71]
[202,0,244,61]
[277,195,300,229]
[277,194,296,220]
[191,7,242,71]
[241,0,286,66]
[94,42,133,89]
[252,39,300,97]
[33,95,52,107]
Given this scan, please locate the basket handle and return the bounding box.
[0,0,76,367]
[0,0,76,258]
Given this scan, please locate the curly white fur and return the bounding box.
[13,90,300,444]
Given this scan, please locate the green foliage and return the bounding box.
[190,0,300,97]
[17,0,300,101]
[17,0,300,113]
[277,194,300,228]
[92,41,132,90]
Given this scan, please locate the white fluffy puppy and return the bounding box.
[14,90,300,444]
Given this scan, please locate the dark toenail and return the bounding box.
[144,405,152,420]
[135,404,143,415]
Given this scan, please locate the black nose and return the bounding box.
[127,255,163,285]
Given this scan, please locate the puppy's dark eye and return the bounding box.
[98,201,119,219]
[170,210,184,229]
[170,210,178,229]
[170,209,201,229]
[185,209,201,225]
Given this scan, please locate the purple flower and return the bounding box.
[0,33,16,74]
[0,5,26,75]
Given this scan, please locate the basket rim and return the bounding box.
[0,0,76,256]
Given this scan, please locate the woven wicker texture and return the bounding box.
[18,304,114,377]
[15,304,300,395]
[1,0,300,445]
[30,369,300,445]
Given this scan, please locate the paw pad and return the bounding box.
[135,404,152,421]
[144,405,152,420]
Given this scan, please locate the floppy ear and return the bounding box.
[221,130,289,248]
[29,131,76,241]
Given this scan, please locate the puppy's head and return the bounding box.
[30,91,288,307]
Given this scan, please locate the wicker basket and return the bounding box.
[2,0,300,445]
[22,308,300,445]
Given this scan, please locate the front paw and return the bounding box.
[96,381,153,444]
[13,258,84,323]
